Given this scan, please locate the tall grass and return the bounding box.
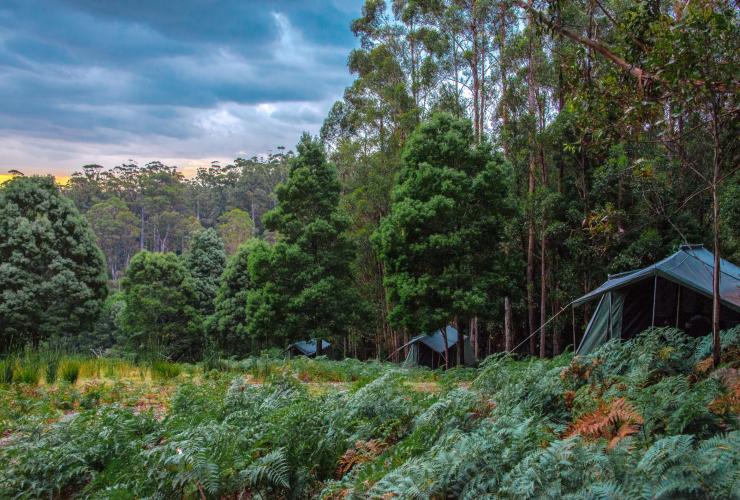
[0,357,14,384]
[150,360,182,380]
[60,360,80,385]
[44,353,60,384]
[13,364,40,385]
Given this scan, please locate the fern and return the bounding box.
[240,448,290,491]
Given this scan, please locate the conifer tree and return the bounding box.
[247,134,364,352]
[0,176,107,350]
[186,228,227,315]
[120,251,202,360]
[374,113,508,367]
[208,240,265,355]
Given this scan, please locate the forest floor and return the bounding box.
[1,327,738,498]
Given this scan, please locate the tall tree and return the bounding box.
[87,197,140,280]
[247,135,365,352]
[374,113,508,368]
[208,240,266,356]
[217,208,254,255]
[0,176,107,350]
[186,228,227,315]
[120,251,202,360]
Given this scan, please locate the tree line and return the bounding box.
[1,0,737,365]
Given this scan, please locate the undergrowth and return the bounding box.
[0,327,738,498]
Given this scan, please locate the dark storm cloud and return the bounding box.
[0,0,360,172]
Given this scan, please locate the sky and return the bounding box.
[0,0,361,178]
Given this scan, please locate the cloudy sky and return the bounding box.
[0,0,360,178]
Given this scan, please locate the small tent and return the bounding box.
[285,339,331,358]
[403,325,475,368]
[575,244,740,355]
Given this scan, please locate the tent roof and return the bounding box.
[408,325,460,354]
[573,245,740,312]
[288,339,331,356]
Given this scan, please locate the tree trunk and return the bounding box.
[441,326,450,370]
[526,1,538,356]
[711,102,722,368]
[539,137,548,358]
[479,31,486,140]
[471,316,479,360]
[140,207,145,250]
[504,296,513,352]
[539,231,547,358]
[499,4,510,158]
[457,324,464,366]
[471,20,480,142]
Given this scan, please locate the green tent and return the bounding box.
[575,245,740,355]
[403,325,476,369]
[284,339,331,358]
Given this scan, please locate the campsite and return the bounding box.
[1,0,739,498]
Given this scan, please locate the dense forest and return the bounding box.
[5,0,734,364]
[0,1,738,498]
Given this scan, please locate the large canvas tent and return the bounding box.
[403,325,475,368]
[285,339,331,358]
[575,244,740,355]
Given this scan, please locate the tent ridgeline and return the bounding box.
[285,339,330,357]
[573,244,739,311]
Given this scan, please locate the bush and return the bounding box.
[0,329,737,498]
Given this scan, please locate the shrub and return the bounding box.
[0,329,737,498]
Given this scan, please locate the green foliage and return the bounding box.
[13,362,40,386]
[208,240,264,356]
[60,360,80,385]
[0,176,108,351]
[247,135,366,350]
[0,357,14,384]
[186,228,227,315]
[44,353,60,384]
[373,113,509,360]
[217,207,254,255]
[120,251,203,360]
[150,360,182,380]
[0,329,738,498]
[86,196,140,280]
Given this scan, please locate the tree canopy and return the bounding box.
[0,176,107,350]
[247,135,365,352]
[120,251,202,360]
[186,228,227,315]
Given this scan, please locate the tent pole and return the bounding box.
[651,274,658,328]
[571,305,576,351]
[608,292,613,339]
[675,286,681,328]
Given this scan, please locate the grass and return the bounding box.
[60,359,80,384]
[151,360,183,380]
